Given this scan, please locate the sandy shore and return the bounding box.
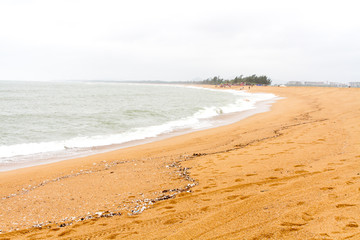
[1,86,360,239]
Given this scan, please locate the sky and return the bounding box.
[0,0,359,84]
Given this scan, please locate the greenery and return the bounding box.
[88,74,272,86]
[199,74,272,86]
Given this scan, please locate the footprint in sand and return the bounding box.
[266,176,278,180]
[240,195,251,200]
[335,216,348,221]
[162,209,176,214]
[345,221,359,228]
[201,198,211,201]
[107,233,120,239]
[200,206,209,211]
[280,227,300,233]
[323,168,335,172]
[270,182,285,186]
[163,218,179,225]
[279,221,307,233]
[294,165,305,168]
[328,162,344,166]
[301,212,314,221]
[223,189,234,193]
[281,222,307,227]
[246,173,257,177]
[226,195,239,200]
[132,220,142,224]
[231,165,243,168]
[336,204,356,208]
[58,229,75,237]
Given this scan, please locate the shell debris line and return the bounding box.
[0,153,199,233]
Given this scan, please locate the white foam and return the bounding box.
[0,89,276,162]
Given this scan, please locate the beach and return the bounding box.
[1,86,360,239]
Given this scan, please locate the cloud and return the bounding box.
[0,0,359,83]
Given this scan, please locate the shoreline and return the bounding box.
[1,86,360,239]
[0,86,278,172]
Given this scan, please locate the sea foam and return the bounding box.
[0,84,276,167]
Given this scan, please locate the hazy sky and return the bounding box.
[0,0,359,83]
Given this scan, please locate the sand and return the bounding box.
[1,86,360,239]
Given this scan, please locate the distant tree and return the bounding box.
[197,74,271,86]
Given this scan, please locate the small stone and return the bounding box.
[346,222,359,228]
[95,212,103,217]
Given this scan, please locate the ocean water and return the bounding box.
[0,81,276,171]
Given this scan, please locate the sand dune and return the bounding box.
[1,86,360,239]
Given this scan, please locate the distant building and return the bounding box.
[304,81,325,86]
[304,82,326,87]
[286,81,353,87]
[349,82,360,88]
[286,81,303,86]
[329,82,348,88]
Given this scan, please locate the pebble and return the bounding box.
[3,157,198,232]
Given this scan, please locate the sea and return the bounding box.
[0,81,277,171]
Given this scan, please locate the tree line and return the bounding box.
[198,75,272,86]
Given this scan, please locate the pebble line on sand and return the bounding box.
[0,118,328,233]
[1,157,198,233]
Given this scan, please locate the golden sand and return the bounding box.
[1,86,360,239]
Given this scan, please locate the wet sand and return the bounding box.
[1,86,360,239]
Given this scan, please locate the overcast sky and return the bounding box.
[0,0,359,83]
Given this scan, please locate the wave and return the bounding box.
[0,88,276,161]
